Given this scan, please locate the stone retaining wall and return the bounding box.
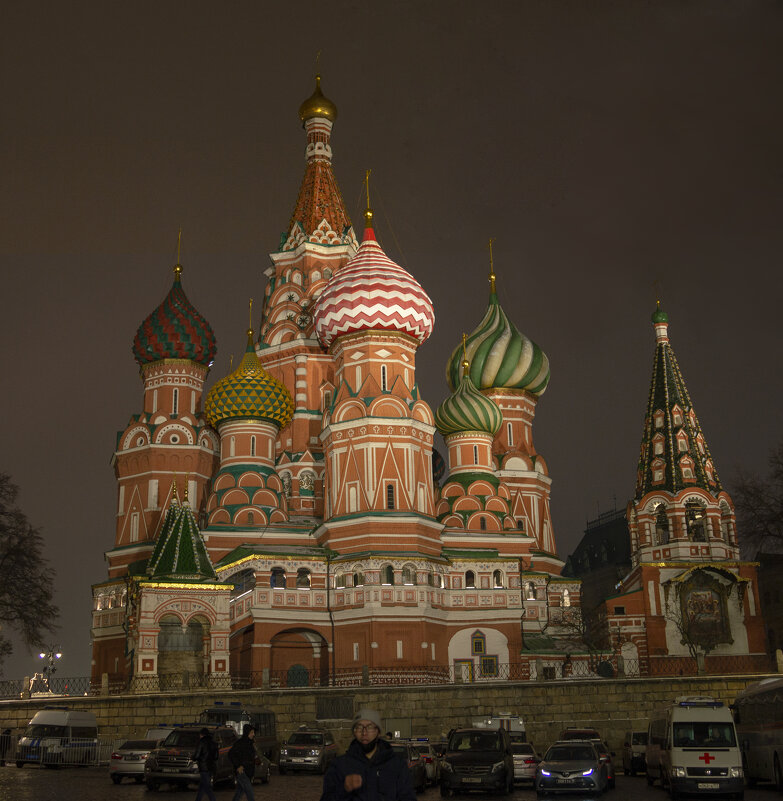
[0,674,775,753]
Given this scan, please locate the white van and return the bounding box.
[646,696,743,799]
[15,706,98,768]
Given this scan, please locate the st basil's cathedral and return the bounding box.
[90,78,766,689]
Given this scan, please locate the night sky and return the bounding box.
[2,1,781,678]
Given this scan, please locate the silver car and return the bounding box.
[411,741,441,786]
[511,741,541,785]
[109,739,158,784]
[536,740,608,795]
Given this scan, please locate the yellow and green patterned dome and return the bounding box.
[436,358,503,437]
[205,330,294,429]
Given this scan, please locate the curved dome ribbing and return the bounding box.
[314,227,435,348]
[446,291,549,395]
[435,370,503,437]
[205,332,294,429]
[133,267,216,368]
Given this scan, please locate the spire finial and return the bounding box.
[174,229,183,280]
[315,50,322,74]
[183,474,190,504]
[172,476,180,505]
[364,169,374,229]
[488,238,496,294]
[248,298,254,338]
[229,354,234,371]
[461,333,470,377]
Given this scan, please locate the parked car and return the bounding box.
[389,741,428,793]
[591,740,616,789]
[16,708,99,767]
[278,726,337,774]
[144,725,238,791]
[439,727,515,797]
[511,741,541,785]
[109,738,158,784]
[535,740,608,796]
[622,730,647,775]
[410,740,441,786]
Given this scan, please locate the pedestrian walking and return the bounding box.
[320,708,415,801]
[229,724,257,801]
[192,727,219,801]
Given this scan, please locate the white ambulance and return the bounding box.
[646,696,744,799]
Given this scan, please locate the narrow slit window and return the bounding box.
[386,484,395,509]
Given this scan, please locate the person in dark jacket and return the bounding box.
[229,724,257,801]
[320,708,415,801]
[193,727,218,801]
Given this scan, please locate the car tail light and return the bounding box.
[110,753,122,760]
[523,758,536,764]
[423,756,432,763]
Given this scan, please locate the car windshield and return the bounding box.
[672,723,736,748]
[288,733,323,745]
[449,732,500,751]
[511,744,534,755]
[547,746,595,762]
[632,733,648,745]
[24,725,66,737]
[162,731,200,748]
[121,739,156,750]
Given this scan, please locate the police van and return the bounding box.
[15,707,99,767]
[646,696,743,799]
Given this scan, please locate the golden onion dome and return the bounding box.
[298,74,337,123]
[205,330,294,429]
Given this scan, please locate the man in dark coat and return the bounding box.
[229,724,257,801]
[193,727,218,801]
[320,708,415,801]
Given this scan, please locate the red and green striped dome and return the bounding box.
[133,265,216,368]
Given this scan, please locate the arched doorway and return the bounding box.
[157,614,209,688]
[269,629,329,687]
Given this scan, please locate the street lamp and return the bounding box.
[38,646,62,689]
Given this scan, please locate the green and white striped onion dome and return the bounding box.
[205,331,294,429]
[446,291,549,395]
[435,367,503,437]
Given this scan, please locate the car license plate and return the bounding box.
[292,758,306,763]
[698,783,719,789]
[162,768,179,772]
[463,777,482,783]
[557,778,575,784]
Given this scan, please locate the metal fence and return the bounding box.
[0,653,775,699]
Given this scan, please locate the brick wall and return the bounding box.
[0,673,775,753]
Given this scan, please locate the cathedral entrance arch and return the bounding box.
[157,614,210,688]
[270,628,328,687]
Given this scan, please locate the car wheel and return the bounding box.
[111,775,121,784]
[15,761,24,769]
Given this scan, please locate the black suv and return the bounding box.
[144,725,237,791]
[439,727,514,797]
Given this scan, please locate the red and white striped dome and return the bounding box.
[314,227,435,348]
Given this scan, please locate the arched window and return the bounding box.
[563,588,571,608]
[402,564,416,585]
[227,568,256,599]
[172,388,179,415]
[352,565,365,587]
[473,445,479,465]
[493,570,503,588]
[296,568,311,589]
[465,570,476,589]
[336,573,346,589]
[479,516,487,531]
[250,436,256,456]
[270,567,286,588]
[381,365,388,392]
[386,484,395,510]
[382,564,394,585]
[526,581,537,600]
[507,422,513,447]
[685,500,706,542]
[471,630,486,655]
[247,511,254,525]
[655,506,669,545]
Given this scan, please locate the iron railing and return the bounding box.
[0,654,775,700]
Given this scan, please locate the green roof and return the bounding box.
[146,501,217,581]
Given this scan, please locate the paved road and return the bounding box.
[0,766,779,801]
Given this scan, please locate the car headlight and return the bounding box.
[491,761,505,773]
[280,748,288,756]
[729,767,743,778]
[671,766,686,778]
[540,768,551,776]
[309,748,321,756]
[582,768,594,776]
[441,761,453,773]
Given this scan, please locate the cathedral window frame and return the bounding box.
[386,483,396,510]
[382,564,395,586]
[402,563,417,585]
[654,410,665,429]
[270,567,287,589]
[172,388,179,415]
[471,630,486,655]
[473,445,479,465]
[296,568,311,589]
[526,581,537,601]
[465,570,476,589]
[493,569,504,589]
[672,405,683,426]
[250,436,256,457]
[563,588,571,607]
[381,364,388,392]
